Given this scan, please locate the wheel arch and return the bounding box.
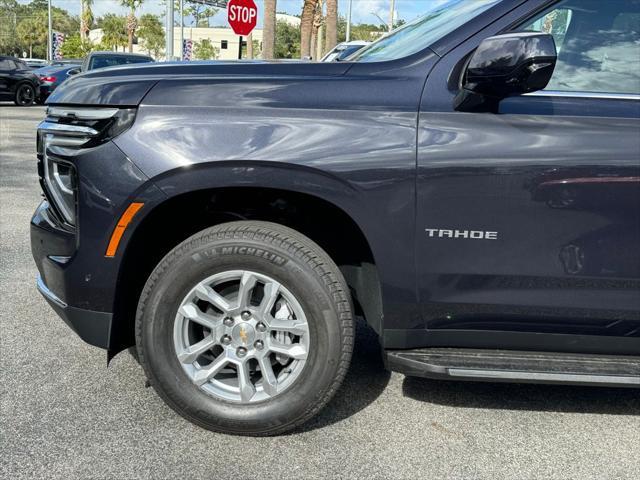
[109,182,384,356]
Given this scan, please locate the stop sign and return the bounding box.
[227,0,258,36]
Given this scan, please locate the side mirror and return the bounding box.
[67,67,80,76]
[454,32,557,113]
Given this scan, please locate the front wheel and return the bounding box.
[135,221,354,435]
[14,83,35,106]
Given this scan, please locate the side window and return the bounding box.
[0,59,13,71]
[519,0,640,95]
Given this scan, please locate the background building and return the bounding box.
[88,14,301,60]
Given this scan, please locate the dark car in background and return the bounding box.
[34,63,81,103]
[0,56,40,105]
[68,51,154,75]
[32,0,640,436]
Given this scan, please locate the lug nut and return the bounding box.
[254,340,264,350]
[221,334,232,345]
[256,322,267,332]
[223,317,234,327]
[236,347,248,358]
[241,311,252,320]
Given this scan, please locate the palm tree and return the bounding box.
[80,0,94,41]
[262,0,276,59]
[16,15,47,58]
[300,0,318,59]
[120,0,143,53]
[325,0,337,54]
[101,14,128,51]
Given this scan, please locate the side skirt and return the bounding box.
[385,348,640,388]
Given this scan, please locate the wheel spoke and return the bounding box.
[268,342,308,360]
[258,356,278,397]
[192,354,229,386]
[257,280,280,317]
[177,335,216,364]
[265,316,309,336]
[175,270,311,403]
[179,304,221,331]
[237,271,258,309]
[237,362,256,402]
[194,284,231,312]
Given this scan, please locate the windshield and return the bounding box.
[350,0,502,62]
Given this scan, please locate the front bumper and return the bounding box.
[30,130,162,351]
[31,200,113,349]
[37,275,112,348]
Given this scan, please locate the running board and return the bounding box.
[385,348,640,387]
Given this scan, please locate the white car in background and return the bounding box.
[22,58,49,69]
[321,41,370,62]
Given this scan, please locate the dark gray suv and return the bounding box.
[32,0,640,436]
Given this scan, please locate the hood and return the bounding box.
[46,61,353,107]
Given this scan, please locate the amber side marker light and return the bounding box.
[105,202,144,257]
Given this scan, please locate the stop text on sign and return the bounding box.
[227,0,258,36]
[229,5,256,24]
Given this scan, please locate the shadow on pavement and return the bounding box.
[0,101,42,108]
[295,319,391,433]
[402,376,640,415]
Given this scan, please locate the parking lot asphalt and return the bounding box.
[1,103,639,480]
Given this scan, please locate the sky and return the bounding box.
[20,0,450,27]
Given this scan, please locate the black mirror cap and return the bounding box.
[454,32,557,113]
[67,68,80,76]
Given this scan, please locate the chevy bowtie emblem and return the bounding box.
[239,325,248,344]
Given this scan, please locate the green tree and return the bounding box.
[137,13,164,59]
[337,15,386,43]
[275,19,300,59]
[0,0,79,57]
[60,33,94,59]
[0,0,22,56]
[16,14,47,58]
[185,1,217,27]
[120,0,143,53]
[194,39,218,60]
[100,14,128,51]
[163,0,218,27]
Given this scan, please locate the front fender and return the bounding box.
[114,99,420,334]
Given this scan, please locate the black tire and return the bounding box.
[135,221,354,435]
[14,83,35,106]
[127,346,139,363]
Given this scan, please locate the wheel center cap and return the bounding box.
[232,323,256,346]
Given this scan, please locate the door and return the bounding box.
[415,0,640,353]
[0,58,15,95]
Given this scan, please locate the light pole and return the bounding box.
[47,0,52,61]
[166,0,174,60]
[180,0,184,60]
[346,0,352,42]
[389,0,395,32]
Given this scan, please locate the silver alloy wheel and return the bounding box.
[173,270,310,403]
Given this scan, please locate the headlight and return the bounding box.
[42,139,77,225]
[37,107,136,226]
